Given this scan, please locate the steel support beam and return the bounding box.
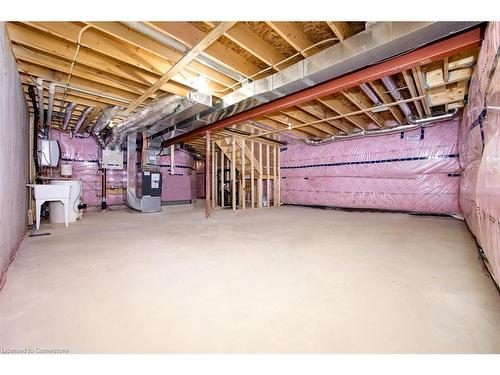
[166,27,482,146]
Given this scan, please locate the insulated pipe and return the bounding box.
[46,83,56,129]
[407,108,459,125]
[73,106,95,134]
[304,109,459,145]
[92,105,121,134]
[380,76,413,117]
[359,83,383,106]
[61,102,77,130]
[36,78,44,131]
[104,95,182,150]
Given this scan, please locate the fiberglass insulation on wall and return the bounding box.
[458,21,500,284]
[280,118,461,215]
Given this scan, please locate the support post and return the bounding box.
[205,130,211,218]
[250,141,254,209]
[257,142,263,208]
[240,138,246,210]
[220,149,225,208]
[231,136,236,211]
[266,144,270,207]
[212,140,216,209]
[277,146,281,206]
[273,146,277,207]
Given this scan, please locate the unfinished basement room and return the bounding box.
[1,11,500,361]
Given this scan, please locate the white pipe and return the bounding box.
[46,83,56,128]
[121,21,245,82]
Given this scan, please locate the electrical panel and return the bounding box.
[102,149,124,170]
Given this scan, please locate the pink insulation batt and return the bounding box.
[458,22,500,284]
[280,118,461,214]
[159,150,197,202]
[49,130,126,207]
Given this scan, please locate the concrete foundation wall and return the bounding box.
[0,22,30,286]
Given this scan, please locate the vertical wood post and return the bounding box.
[205,130,211,218]
[266,144,270,207]
[250,141,254,209]
[277,145,281,206]
[273,146,277,207]
[240,138,246,210]
[220,147,225,208]
[212,140,216,209]
[257,142,263,208]
[231,136,236,211]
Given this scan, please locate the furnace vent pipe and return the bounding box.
[62,102,77,130]
[304,109,459,145]
[380,76,413,117]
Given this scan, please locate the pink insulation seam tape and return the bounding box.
[48,130,126,207]
[159,150,197,202]
[281,118,461,214]
[458,22,500,284]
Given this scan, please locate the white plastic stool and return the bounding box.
[28,184,72,230]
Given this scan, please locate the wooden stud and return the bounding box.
[277,146,281,206]
[212,141,216,209]
[170,144,175,175]
[257,142,263,208]
[266,144,270,208]
[231,136,236,211]
[205,130,211,218]
[220,148,225,208]
[273,146,278,206]
[240,138,246,210]
[250,141,255,209]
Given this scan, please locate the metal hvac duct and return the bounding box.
[304,109,459,145]
[61,102,77,130]
[151,21,479,144]
[91,105,121,134]
[73,106,95,134]
[104,95,183,150]
[380,76,413,117]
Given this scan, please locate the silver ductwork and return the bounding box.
[359,83,383,106]
[304,109,460,145]
[380,76,413,117]
[91,105,121,134]
[104,95,182,150]
[73,106,94,134]
[158,21,479,144]
[147,91,212,142]
[61,102,77,130]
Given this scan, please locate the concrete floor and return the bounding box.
[1,202,499,353]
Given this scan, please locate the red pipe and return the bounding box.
[166,27,482,146]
